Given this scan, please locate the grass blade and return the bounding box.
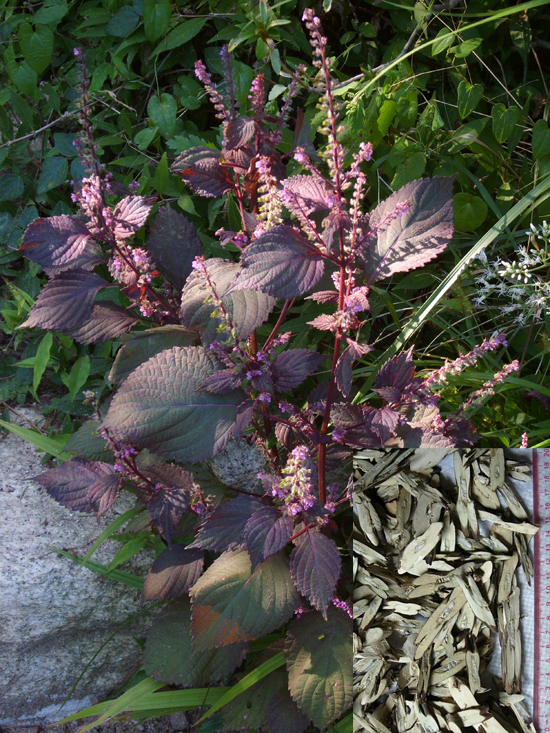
[0,419,74,459]
[51,547,145,589]
[196,650,286,723]
[79,507,143,572]
[353,174,550,401]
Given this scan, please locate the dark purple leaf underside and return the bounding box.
[143,462,196,492]
[282,175,330,214]
[290,530,342,618]
[363,176,454,284]
[34,458,116,513]
[66,302,138,344]
[190,494,263,552]
[171,146,222,172]
[112,196,154,239]
[141,545,204,603]
[21,269,108,331]
[19,215,100,274]
[225,116,255,151]
[373,347,416,403]
[228,226,325,299]
[176,157,232,197]
[86,473,121,518]
[148,487,189,544]
[147,206,203,292]
[201,369,242,394]
[244,505,293,570]
[335,340,375,399]
[273,349,325,392]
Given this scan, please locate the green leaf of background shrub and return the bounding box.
[37,157,68,194]
[148,94,177,139]
[143,0,171,43]
[453,193,488,232]
[491,104,521,144]
[533,120,550,160]
[457,80,483,119]
[0,174,24,201]
[19,22,54,74]
[106,5,141,38]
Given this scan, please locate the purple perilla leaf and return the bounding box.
[86,472,121,518]
[112,196,155,239]
[224,115,255,151]
[147,206,202,292]
[171,145,223,172]
[21,269,108,331]
[19,215,100,274]
[335,339,374,398]
[233,399,255,441]
[361,177,454,284]
[305,290,339,304]
[109,325,196,385]
[224,146,254,174]
[363,406,400,445]
[175,156,232,197]
[190,549,299,649]
[143,462,197,492]
[102,346,245,464]
[34,458,117,513]
[281,175,331,215]
[66,301,138,344]
[180,258,276,345]
[273,349,326,392]
[190,494,263,552]
[307,313,339,331]
[141,545,205,603]
[373,347,420,404]
[331,404,400,448]
[289,529,341,619]
[227,226,325,299]
[148,487,189,544]
[144,596,249,686]
[201,369,243,394]
[244,505,293,571]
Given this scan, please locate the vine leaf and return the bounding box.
[112,196,154,239]
[190,495,263,552]
[144,595,248,686]
[190,549,299,649]
[273,349,325,392]
[66,302,138,344]
[362,177,454,284]
[147,206,203,292]
[34,458,116,513]
[19,215,100,274]
[285,606,352,730]
[180,259,276,344]
[21,269,108,331]
[103,346,245,464]
[108,325,195,384]
[289,529,341,618]
[244,505,293,570]
[141,545,204,603]
[227,226,325,299]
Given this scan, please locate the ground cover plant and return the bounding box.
[2,0,550,730]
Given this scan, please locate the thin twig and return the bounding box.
[0,111,75,149]
[0,401,48,435]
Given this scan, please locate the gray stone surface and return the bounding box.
[209,438,266,491]
[0,409,157,725]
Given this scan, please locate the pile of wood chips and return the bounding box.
[353,448,537,733]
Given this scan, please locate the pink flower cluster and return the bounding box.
[272,444,317,516]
